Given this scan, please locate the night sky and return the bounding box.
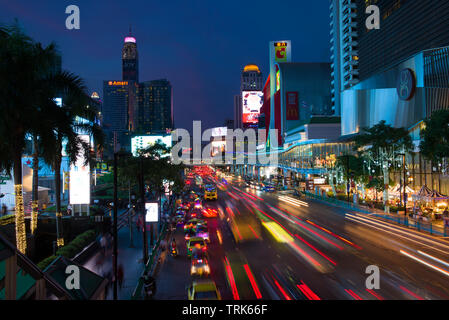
[0,0,330,131]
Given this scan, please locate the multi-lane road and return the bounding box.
[154,175,449,300]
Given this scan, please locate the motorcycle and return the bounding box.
[170,246,178,257]
[143,276,156,299]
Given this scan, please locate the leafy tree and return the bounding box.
[354,120,413,212]
[420,109,449,191]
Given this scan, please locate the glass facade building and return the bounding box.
[137,79,173,134]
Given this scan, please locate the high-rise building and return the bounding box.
[234,64,263,129]
[329,0,359,116]
[336,0,449,137]
[355,0,449,81]
[233,95,241,129]
[138,79,173,134]
[102,80,130,152]
[122,31,139,82]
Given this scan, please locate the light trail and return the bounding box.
[278,195,309,207]
[417,250,449,268]
[224,257,240,300]
[243,264,262,299]
[400,250,449,277]
[345,289,363,300]
[295,234,337,266]
[297,281,320,300]
[346,213,449,255]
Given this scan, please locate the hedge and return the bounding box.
[37,229,96,270]
[0,214,15,226]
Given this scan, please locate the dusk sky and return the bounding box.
[0,0,330,131]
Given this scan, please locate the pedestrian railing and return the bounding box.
[303,191,449,237]
[130,222,168,300]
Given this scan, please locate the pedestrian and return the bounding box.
[1,204,7,216]
[67,204,72,216]
[443,208,449,227]
[117,264,124,289]
[100,234,107,256]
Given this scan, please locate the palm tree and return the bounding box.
[48,83,104,247]
[29,42,64,235]
[0,23,43,253]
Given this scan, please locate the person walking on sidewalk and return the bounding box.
[117,264,124,289]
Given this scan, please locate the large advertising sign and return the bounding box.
[242,91,263,124]
[211,140,226,157]
[131,135,172,157]
[211,127,227,137]
[286,92,299,120]
[70,135,90,205]
[274,42,289,62]
[145,202,159,222]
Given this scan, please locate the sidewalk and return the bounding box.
[82,212,147,300]
[301,191,449,237]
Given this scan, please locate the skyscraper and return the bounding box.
[138,79,173,134]
[234,64,263,129]
[122,31,139,82]
[329,0,359,116]
[102,80,130,153]
[354,0,449,81]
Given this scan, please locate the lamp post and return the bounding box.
[140,156,149,263]
[398,153,407,217]
[113,151,118,300]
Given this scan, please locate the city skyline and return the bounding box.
[0,0,330,130]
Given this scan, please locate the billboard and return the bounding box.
[286,92,299,120]
[211,127,227,137]
[145,202,159,222]
[242,91,263,124]
[131,135,172,157]
[211,140,226,157]
[70,135,90,205]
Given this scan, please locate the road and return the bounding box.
[154,175,449,300]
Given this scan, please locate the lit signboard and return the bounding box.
[242,91,263,124]
[131,135,172,157]
[108,81,128,86]
[145,202,159,222]
[211,127,227,137]
[54,98,62,107]
[70,135,90,204]
[274,42,290,62]
[211,140,226,157]
[313,178,326,185]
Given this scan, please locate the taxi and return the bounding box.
[187,280,221,300]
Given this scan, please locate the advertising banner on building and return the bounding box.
[286,91,299,120]
[70,135,90,205]
[242,91,263,124]
[211,127,227,137]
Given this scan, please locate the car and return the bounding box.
[190,256,211,276]
[204,185,218,201]
[195,225,210,242]
[184,228,197,241]
[184,218,200,232]
[202,207,218,218]
[261,183,275,192]
[187,280,221,300]
[184,218,205,232]
[187,237,207,257]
